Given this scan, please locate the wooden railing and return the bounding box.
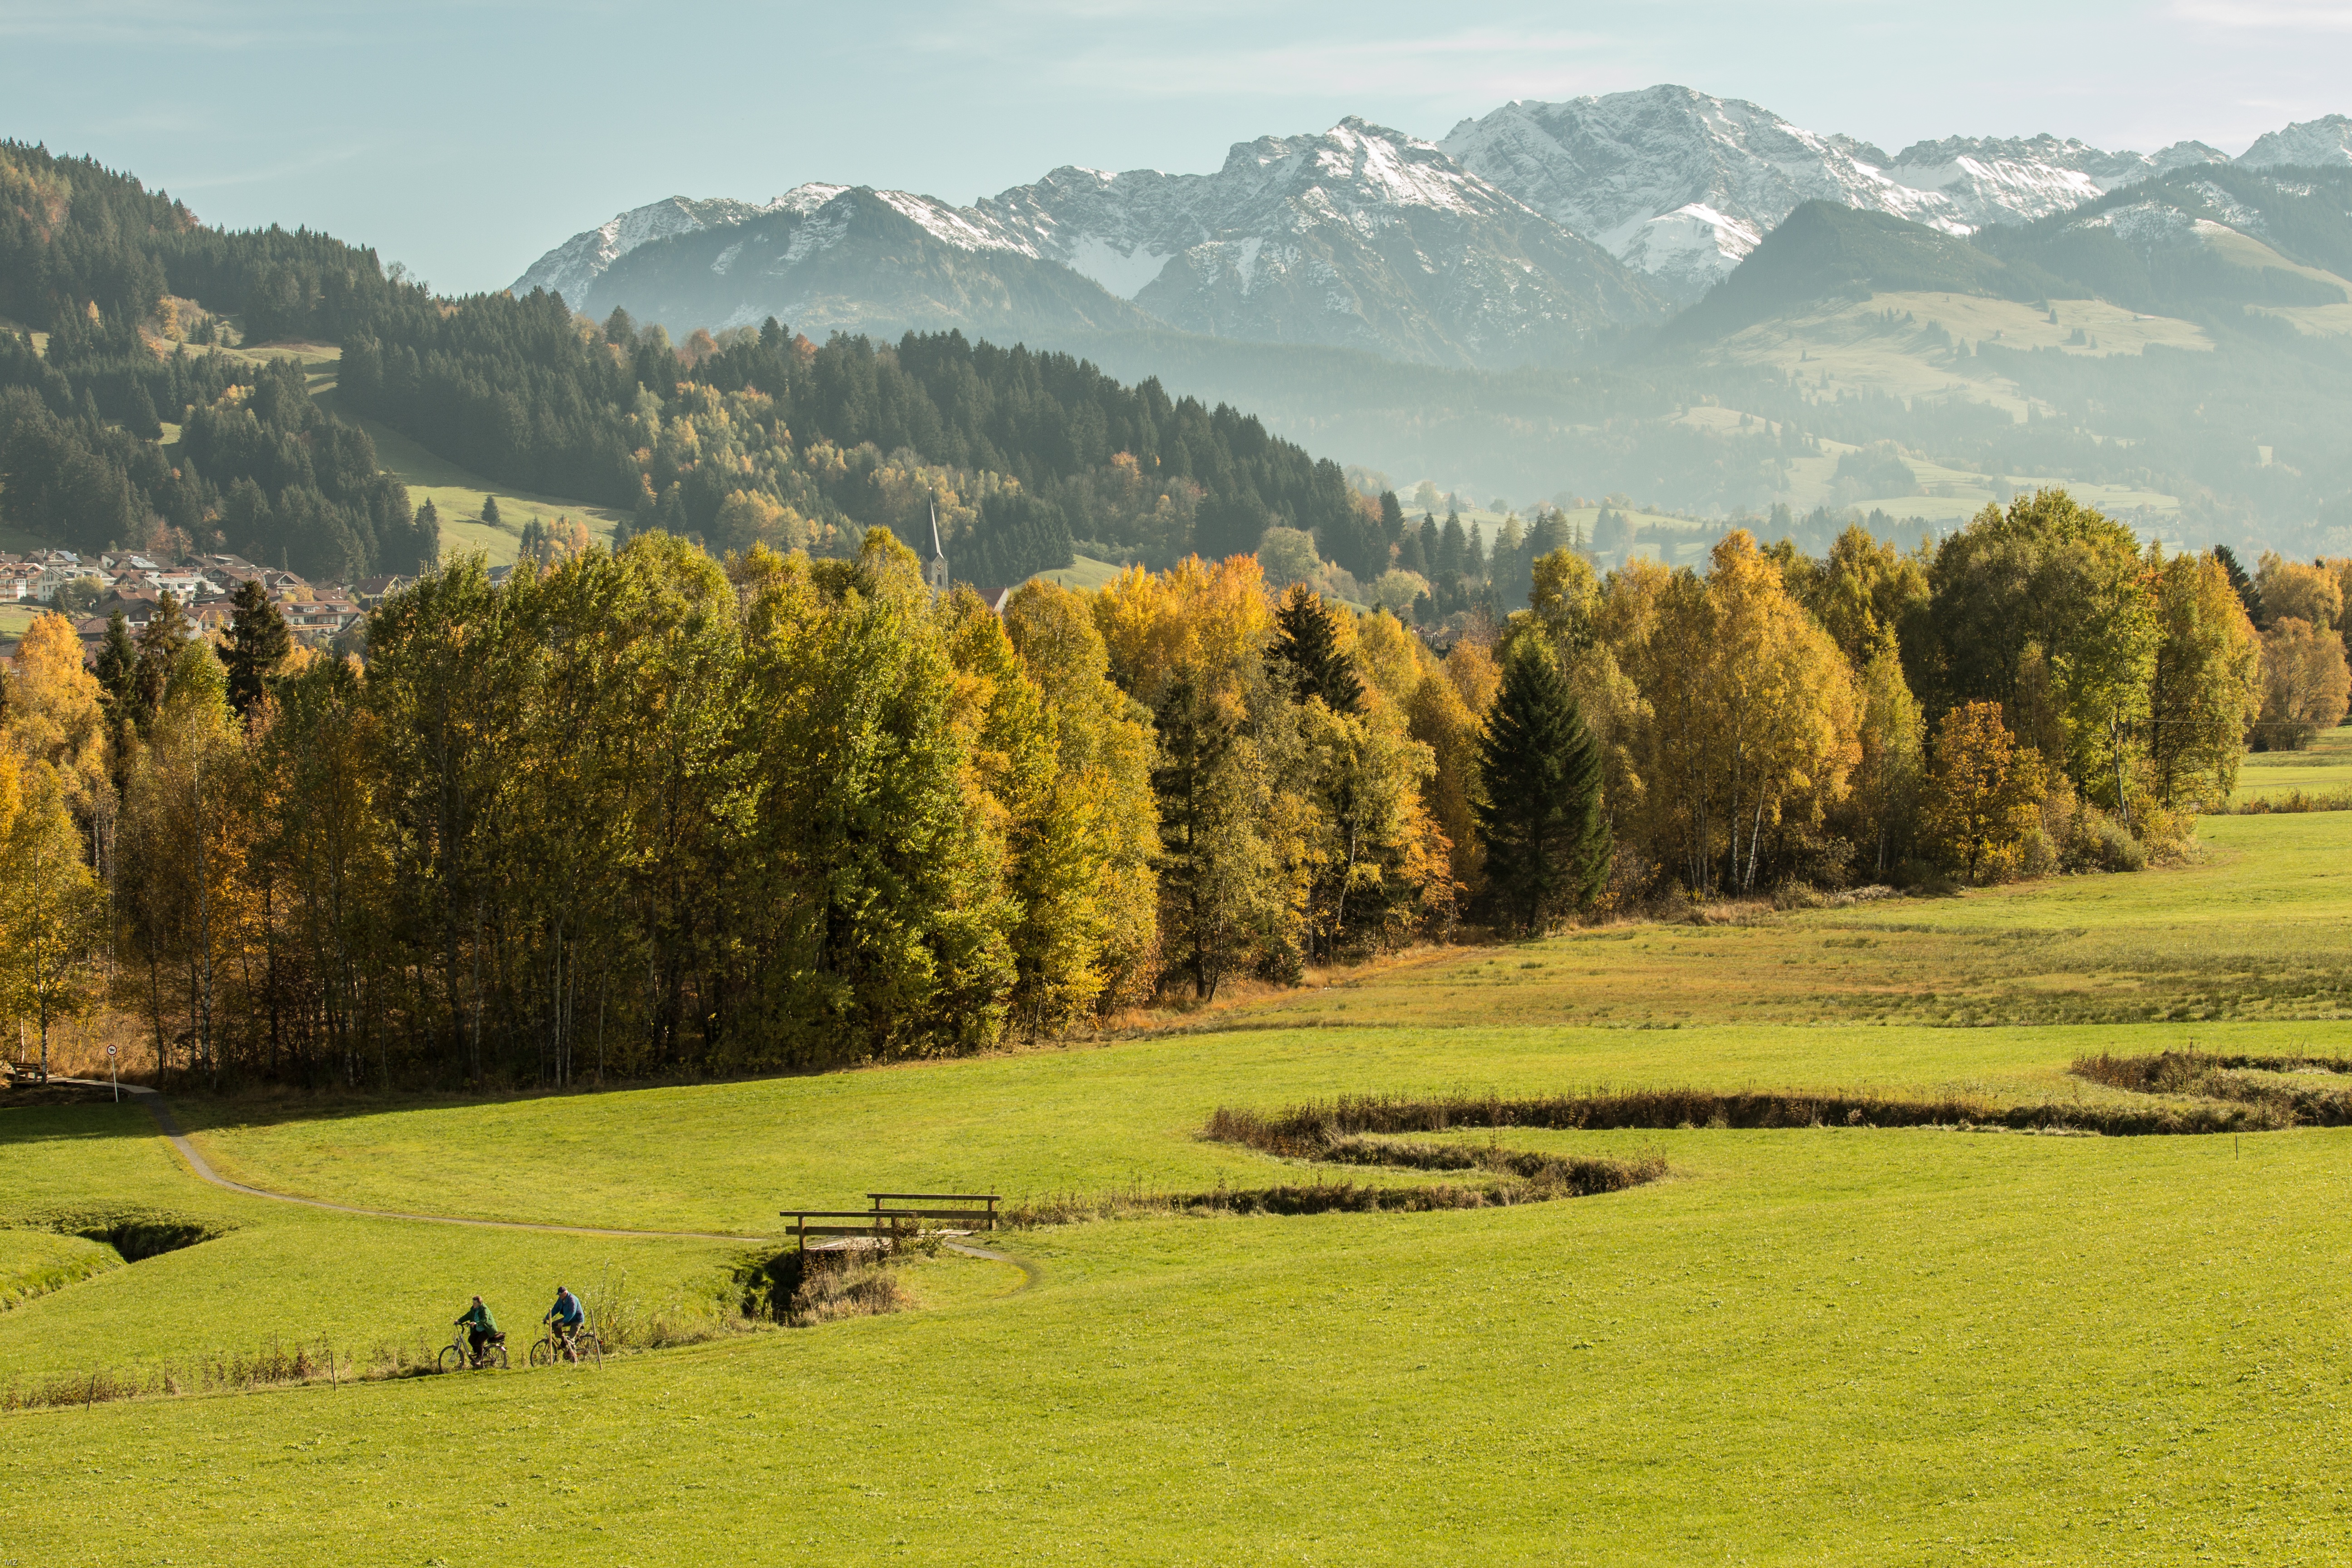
[778,1191,1001,1250]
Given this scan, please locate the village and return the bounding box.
[0,549,416,663]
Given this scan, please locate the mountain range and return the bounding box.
[499,88,2352,553]
[514,84,2352,364]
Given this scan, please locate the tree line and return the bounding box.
[1,486,2295,1092]
[0,529,1450,1088]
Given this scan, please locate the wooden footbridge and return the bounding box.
[780,1192,1001,1252]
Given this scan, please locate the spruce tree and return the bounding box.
[482,495,502,527]
[2213,544,2263,628]
[225,578,292,715]
[94,611,137,720]
[128,381,162,440]
[1271,585,1363,712]
[1475,641,1610,935]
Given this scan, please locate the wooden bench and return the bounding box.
[5,1061,45,1087]
[777,1191,1001,1252]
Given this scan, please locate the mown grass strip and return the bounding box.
[2225,787,2352,814]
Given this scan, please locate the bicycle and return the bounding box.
[529,1322,603,1368]
[438,1325,508,1372]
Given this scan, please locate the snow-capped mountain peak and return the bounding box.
[514,195,775,305]
[1440,86,2234,299]
[2239,114,2352,168]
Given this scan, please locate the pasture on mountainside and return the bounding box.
[8,808,2352,1563]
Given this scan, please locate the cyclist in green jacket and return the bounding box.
[455,1295,500,1360]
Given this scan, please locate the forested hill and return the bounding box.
[0,139,1377,589]
[0,142,434,577]
[339,290,1383,585]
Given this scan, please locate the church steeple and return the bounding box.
[925,503,949,594]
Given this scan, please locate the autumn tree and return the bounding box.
[1916,491,2156,814]
[1627,533,1860,895]
[2146,550,2262,806]
[2256,617,2351,751]
[745,530,1013,1057]
[1920,701,2048,882]
[0,760,105,1078]
[1798,522,1930,671]
[4,611,108,815]
[1844,648,1926,877]
[1002,580,1161,1010]
[2254,552,2341,631]
[116,636,252,1084]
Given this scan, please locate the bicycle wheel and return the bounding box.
[529,1338,554,1367]
[437,1344,467,1373]
[481,1342,508,1370]
[578,1333,603,1367]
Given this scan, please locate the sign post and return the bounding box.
[108,1045,117,1103]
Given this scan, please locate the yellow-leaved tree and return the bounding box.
[1625,531,1861,894]
[1,756,106,1079]
[1002,580,1161,1013]
[2256,616,2350,753]
[2147,549,2262,807]
[1920,701,2048,882]
[1094,555,1279,998]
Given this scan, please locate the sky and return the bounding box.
[5,0,2350,294]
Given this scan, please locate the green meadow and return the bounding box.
[7,812,2352,1563]
[2233,725,2352,804]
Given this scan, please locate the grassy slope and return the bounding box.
[6,815,2352,1561]
[1036,553,1122,592]
[0,1099,742,1385]
[249,344,628,568]
[351,408,625,568]
[0,1230,118,1308]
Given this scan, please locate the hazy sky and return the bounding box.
[6,0,2349,293]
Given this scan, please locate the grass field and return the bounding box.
[0,601,36,655]
[2234,724,2352,804]
[1038,553,1124,591]
[1720,289,2215,423]
[8,808,2352,1562]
